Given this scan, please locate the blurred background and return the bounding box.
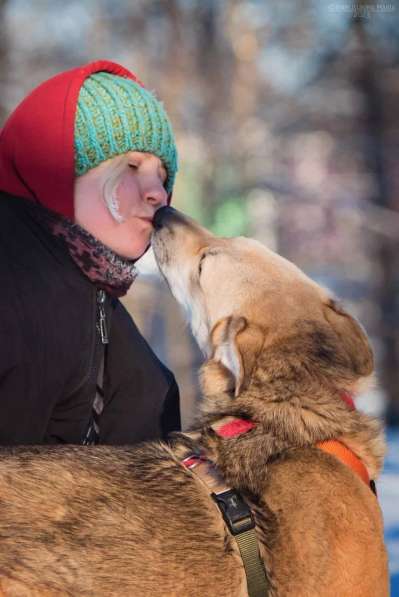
[1,0,398,591]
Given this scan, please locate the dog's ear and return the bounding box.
[209,316,264,397]
[323,298,374,376]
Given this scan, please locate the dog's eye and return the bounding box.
[198,254,206,276]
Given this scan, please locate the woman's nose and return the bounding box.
[143,181,168,207]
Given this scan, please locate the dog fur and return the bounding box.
[0,207,389,596]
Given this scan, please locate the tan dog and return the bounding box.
[0,207,388,596]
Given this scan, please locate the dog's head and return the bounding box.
[152,207,373,401]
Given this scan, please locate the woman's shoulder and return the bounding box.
[1,193,71,264]
[0,192,92,290]
[0,192,95,344]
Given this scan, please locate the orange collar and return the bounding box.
[315,394,374,490]
[316,439,371,488]
[210,406,375,493]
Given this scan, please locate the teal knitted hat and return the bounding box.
[74,72,177,193]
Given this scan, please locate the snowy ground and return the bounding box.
[379,428,399,595]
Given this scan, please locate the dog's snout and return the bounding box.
[153,206,182,230]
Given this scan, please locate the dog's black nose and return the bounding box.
[153,206,179,230]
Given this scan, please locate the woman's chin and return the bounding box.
[97,220,152,260]
[132,243,151,261]
[114,241,150,261]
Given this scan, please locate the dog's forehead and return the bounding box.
[204,235,326,304]
[205,236,269,259]
[209,236,305,276]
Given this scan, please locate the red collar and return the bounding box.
[341,391,355,410]
[213,392,356,439]
[204,392,372,491]
[215,418,256,438]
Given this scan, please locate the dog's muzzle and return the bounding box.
[153,206,183,231]
[152,207,179,268]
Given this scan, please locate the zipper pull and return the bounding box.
[97,289,109,344]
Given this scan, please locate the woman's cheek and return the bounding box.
[115,170,141,219]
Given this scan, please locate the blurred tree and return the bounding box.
[350,11,399,424]
[1,0,398,422]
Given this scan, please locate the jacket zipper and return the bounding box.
[82,289,108,444]
[97,289,109,344]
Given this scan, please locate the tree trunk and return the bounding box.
[351,16,399,424]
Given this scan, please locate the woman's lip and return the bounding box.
[138,216,154,224]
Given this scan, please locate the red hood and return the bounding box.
[0,61,141,219]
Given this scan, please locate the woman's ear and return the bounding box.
[323,299,374,377]
[201,316,264,397]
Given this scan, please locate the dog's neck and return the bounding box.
[188,329,385,495]
[194,389,384,497]
[181,412,374,521]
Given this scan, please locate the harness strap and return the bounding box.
[212,489,269,597]
[235,528,270,597]
[316,439,372,488]
[181,454,270,597]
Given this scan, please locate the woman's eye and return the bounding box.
[129,163,139,170]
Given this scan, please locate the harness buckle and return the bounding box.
[212,489,255,536]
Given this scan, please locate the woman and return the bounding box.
[0,60,180,445]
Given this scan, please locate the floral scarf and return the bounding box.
[40,208,138,297]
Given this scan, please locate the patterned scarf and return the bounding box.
[40,208,138,297]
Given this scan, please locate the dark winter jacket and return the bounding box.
[0,191,180,445]
[0,60,180,445]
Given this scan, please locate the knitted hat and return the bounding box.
[74,72,177,193]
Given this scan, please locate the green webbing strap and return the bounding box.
[212,490,270,597]
[235,528,270,597]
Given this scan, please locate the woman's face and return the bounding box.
[74,151,169,259]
